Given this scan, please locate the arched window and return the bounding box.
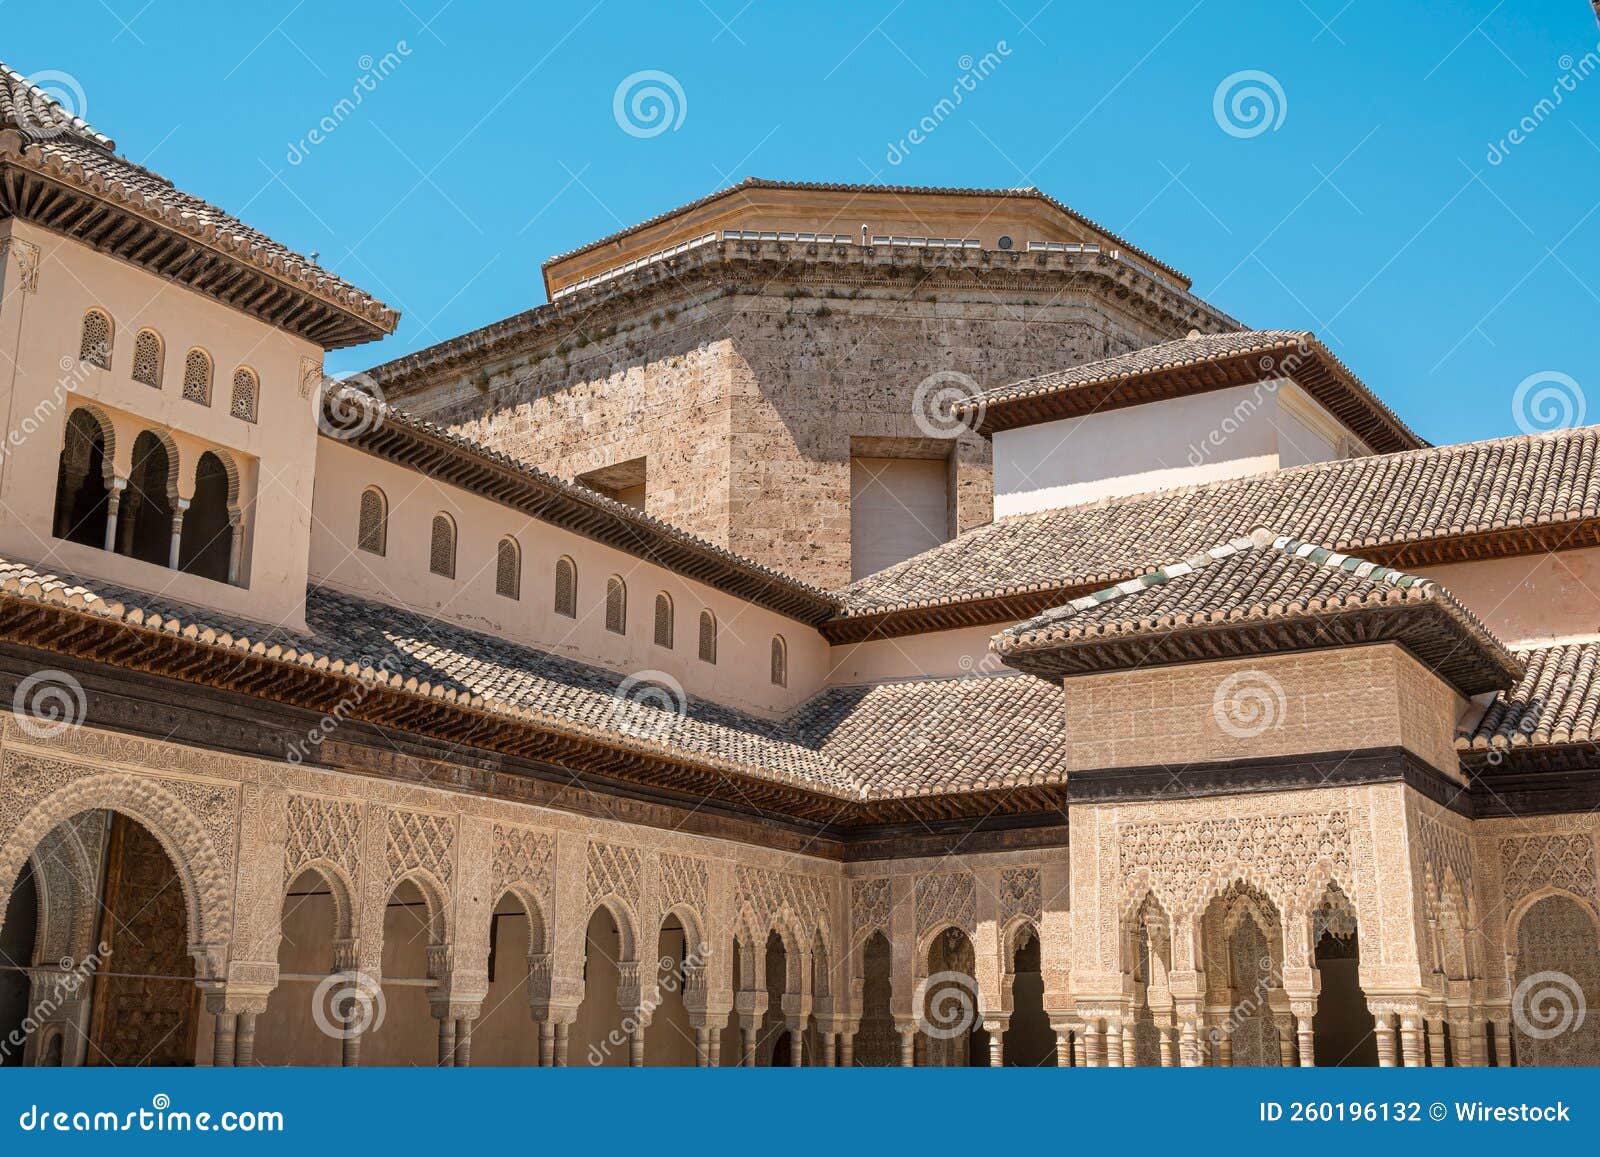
[653,592,674,648]
[178,451,235,583]
[132,329,163,388]
[52,408,111,548]
[554,556,577,618]
[116,430,175,566]
[496,536,521,599]
[697,610,717,664]
[357,487,387,555]
[429,513,456,578]
[770,635,787,687]
[182,349,213,405]
[79,309,112,368]
[230,366,259,423]
[605,576,627,634]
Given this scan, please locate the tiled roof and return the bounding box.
[789,673,1064,800]
[0,62,396,346]
[838,426,1600,619]
[956,329,1424,453]
[323,384,841,624]
[1462,640,1600,751]
[0,556,1064,804]
[541,176,1190,286]
[993,529,1520,694]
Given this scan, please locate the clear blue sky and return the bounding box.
[5,0,1598,446]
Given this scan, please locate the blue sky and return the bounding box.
[5,0,1598,446]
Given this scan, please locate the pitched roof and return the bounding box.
[833,426,1600,635]
[321,383,841,625]
[0,62,396,348]
[993,529,1520,694]
[1461,640,1600,751]
[540,176,1190,287]
[0,556,1067,816]
[957,329,1424,453]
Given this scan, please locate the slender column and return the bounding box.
[897,1024,917,1067]
[983,1020,1005,1067]
[1426,1018,1447,1066]
[1296,1015,1315,1066]
[1487,1017,1508,1067]
[629,1024,645,1067]
[708,1031,723,1068]
[436,1017,456,1067]
[167,499,189,570]
[102,479,126,553]
[788,1029,803,1068]
[1274,1015,1295,1068]
[1399,1015,1424,1068]
[1082,1022,1101,1068]
[211,1011,237,1068]
[553,1023,570,1067]
[235,1011,257,1066]
[454,1018,473,1068]
[820,1031,836,1067]
[1374,1012,1397,1067]
[538,1021,554,1067]
[226,511,243,584]
[1122,1021,1136,1067]
[694,1026,711,1067]
[1214,1025,1232,1068]
[839,1032,854,1068]
[342,1034,361,1067]
[1074,1027,1087,1067]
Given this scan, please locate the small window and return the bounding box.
[230,367,259,423]
[605,576,626,635]
[698,611,717,664]
[357,487,387,556]
[429,513,456,578]
[132,329,163,388]
[183,349,213,405]
[554,556,577,618]
[653,592,674,648]
[79,310,112,368]
[770,635,787,687]
[496,536,521,599]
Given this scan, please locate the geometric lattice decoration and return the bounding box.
[284,794,361,884]
[183,348,212,405]
[554,556,577,618]
[79,309,111,368]
[587,841,642,904]
[999,867,1042,926]
[230,367,258,422]
[1500,833,1597,909]
[851,877,891,942]
[915,871,976,937]
[490,824,554,901]
[386,808,455,884]
[659,851,708,916]
[429,514,455,579]
[736,865,831,935]
[132,329,163,387]
[698,610,717,664]
[495,537,520,599]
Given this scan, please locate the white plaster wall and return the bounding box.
[828,625,1002,684]
[0,219,323,626]
[311,438,830,717]
[991,381,1359,517]
[1421,546,1600,647]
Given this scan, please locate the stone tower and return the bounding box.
[368,179,1236,589]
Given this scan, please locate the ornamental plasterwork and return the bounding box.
[851,878,891,944]
[491,823,555,906]
[0,236,41,293]
[587,840,643,904]
[1499,832,1598,909]
[284,793,362,884]
[1407,793,1474,913]
[734,864,831,937]
[1000,867,1042,926]
[385,807,455,884]
[915,871,977,939]
[658,851,709,918]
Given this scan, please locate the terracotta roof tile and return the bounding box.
[1462,640,1600,750]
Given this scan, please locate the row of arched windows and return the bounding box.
[52,406,241,583]
[79,309,259,423]
[356,485,789,684]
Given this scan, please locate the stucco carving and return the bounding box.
[587,840,642,904]
[915,871,977,939]
[1499,832,1597,909]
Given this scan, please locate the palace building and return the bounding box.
[0,61,1596,1069]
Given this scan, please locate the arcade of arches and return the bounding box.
[0,722,1596,1068]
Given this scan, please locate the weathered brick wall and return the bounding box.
[386,271,1185,590]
